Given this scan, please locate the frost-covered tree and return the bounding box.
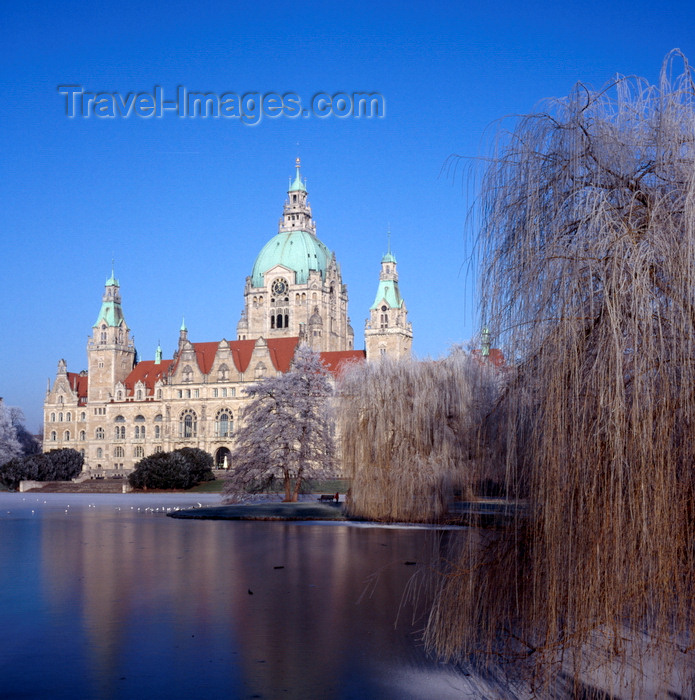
[338,352,501,522]
[425,51,695,694]
[223,345,335,502]
[0,399,22,467]
[9,407,40,456]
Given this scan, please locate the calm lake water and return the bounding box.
[0,493,474,700]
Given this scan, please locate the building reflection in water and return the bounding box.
[21,502,454,699]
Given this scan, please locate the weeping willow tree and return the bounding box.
[338,352,500,522]
[425,52,695,694]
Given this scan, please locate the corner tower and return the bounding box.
[87,270,136,402]
[365,240,412,360]
[237,160,354,352]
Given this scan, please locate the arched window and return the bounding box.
[66,412,71,422]
[156,388,162,400]
[180,409,197,438]
[50,431,57,441]
[182,365,193,383]
[134,446,144,459]
[58,412,63,422]
[154,414,163,439]
[215,409,233,438]
[114,446,124,458]
[116,389,124,401]
[96,448,103,459]
[81,412,86,421]
[95,427,105,440]
[50,412,56,422]
[114,415,126,440]
[136,389,143,400]
[58,395,64,404]
[64,430,70,441]
[79,430,86,441]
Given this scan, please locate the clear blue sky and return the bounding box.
[2,0,695,430]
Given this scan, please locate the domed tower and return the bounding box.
[365,238,412,360]
[237,159,354,352]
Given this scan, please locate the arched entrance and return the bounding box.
[214,447,232,469]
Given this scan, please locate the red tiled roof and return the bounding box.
[266,337,301,372]
[471,348,506,368]
[193,342,220,375]
[124,359,174,393]
[228,339,258,374]
[67,372,88,399]
[134,336,363,386]
[320,350,366,376]
[190,337,301,374]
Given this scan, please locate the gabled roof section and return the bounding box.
[193,342,220,375]
[170,337,302,376]
[228,339,259,374]
[124,360,174,392]
[266,337,301,372]
[320,350,366,376]
[141,336,362,382]
[66,372,88,399]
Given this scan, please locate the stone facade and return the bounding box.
[43,161,411,475]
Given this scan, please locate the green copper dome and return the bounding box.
[251,230,331,287]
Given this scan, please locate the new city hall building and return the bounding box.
[43,161,413,474]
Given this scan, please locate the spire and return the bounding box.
[106,260,118,286]
[382,227,396,264]
[288,157,307,193]
[155,342,163,365]
[94,268,127,328]
[179,318,188,350]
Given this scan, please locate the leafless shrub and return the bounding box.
[424,51,695,694]
[337,352,500,522]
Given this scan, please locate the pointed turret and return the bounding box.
[87,269,136,401]
[365,234,413,360]
[278,158,316,235]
